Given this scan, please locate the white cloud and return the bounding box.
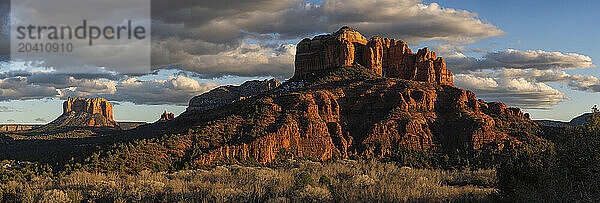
[485,49,594,70]
[438,47,594,72]
[0,76,60,100]
[455,74,570,109]
[108,75,218,105]
[0,69,218,105]
[432,44,598,108]
[453,67,600,108]
[321,0,504,43]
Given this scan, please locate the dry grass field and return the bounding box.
[0,160,498,202]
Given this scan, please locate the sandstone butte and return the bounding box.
[40,97,120,130]
[294,26,453,86]
[134,27,537,168]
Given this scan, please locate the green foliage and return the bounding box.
[293,171,315,191]
[387,145,509,170]
[307,65,382,86]
[497,107,600,201]
[318,175,331,188]
[0,160,53,184]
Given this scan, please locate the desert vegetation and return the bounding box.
[0,108,598,202]
[0,160,497,202]
[496,106,600,202]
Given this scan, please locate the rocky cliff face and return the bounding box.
[63,97,114,121]
[186,79,281,112]
[137,67,535,167]
[39,97,119,130]
[122,27,537,169]
[294,26,453,86]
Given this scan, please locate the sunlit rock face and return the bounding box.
[138,27,537,167]
[43,97,120,129]
[294,26,453,86]
[157,112,175,122]
[63,97,115,121]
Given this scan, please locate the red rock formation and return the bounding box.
[158,111,175,122]
[63,97,114,121]
[145,67,535,167]
[128,28,535,168]
[294,26,454,86]
[186,79,281,112]
[38,97,120,129]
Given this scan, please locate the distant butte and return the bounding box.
[38,97,120,130]
[294,26,453,86]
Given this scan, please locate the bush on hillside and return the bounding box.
[497,106,600,201]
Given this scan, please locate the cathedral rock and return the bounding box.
[294,26,454,86]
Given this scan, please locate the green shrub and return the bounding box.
[497,107,600,201]
[318,175,331,188]
[294,172,315,191]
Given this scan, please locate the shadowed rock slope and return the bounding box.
[186,79,281,112]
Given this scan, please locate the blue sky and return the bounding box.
[422,0,600,120]
[1,0,599,123]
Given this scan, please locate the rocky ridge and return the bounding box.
[0,125,40,132]
[186,79,281,112]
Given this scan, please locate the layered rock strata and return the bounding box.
[294,26,453,86]
[129,27,537,168]
[41,97,119,129]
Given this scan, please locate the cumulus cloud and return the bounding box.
[493,68,600,92]
[0,76,61,101]
[455,74,570,109]
[151,0,504,78]
[0,71,119,101]
[106,75,218,105]
[321,0,504,43]
[453,68,600,108]
[432,44,598,109]
[155,43,296,78]
[0,69,219,105]
[435,47,594,72]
